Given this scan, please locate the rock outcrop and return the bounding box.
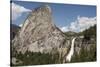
[12,5,70,54]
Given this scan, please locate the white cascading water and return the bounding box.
[66,37,76,62]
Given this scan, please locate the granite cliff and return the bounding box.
[12,5,70,55]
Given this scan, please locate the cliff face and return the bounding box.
[12,5,70,54]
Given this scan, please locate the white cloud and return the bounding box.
[60,26,69,32]
[78,16,96,32]
[60,16,96,32]
[19,23,23,27]
[11,2,31,21]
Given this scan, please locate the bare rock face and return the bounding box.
[12,5,70,54]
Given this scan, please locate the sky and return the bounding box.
[11,1,96,32]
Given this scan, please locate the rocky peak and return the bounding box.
[12,5,70,54]
[38,5,52,13]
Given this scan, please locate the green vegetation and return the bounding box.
[79,24,96,41]
[71,44,96,62]
[64,31,78,37]
[11,51,60,66]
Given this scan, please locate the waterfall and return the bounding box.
[66,37,76,62]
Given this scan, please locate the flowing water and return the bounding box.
[66,37,76,62]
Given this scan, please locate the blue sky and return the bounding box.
[11,1,96,32]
